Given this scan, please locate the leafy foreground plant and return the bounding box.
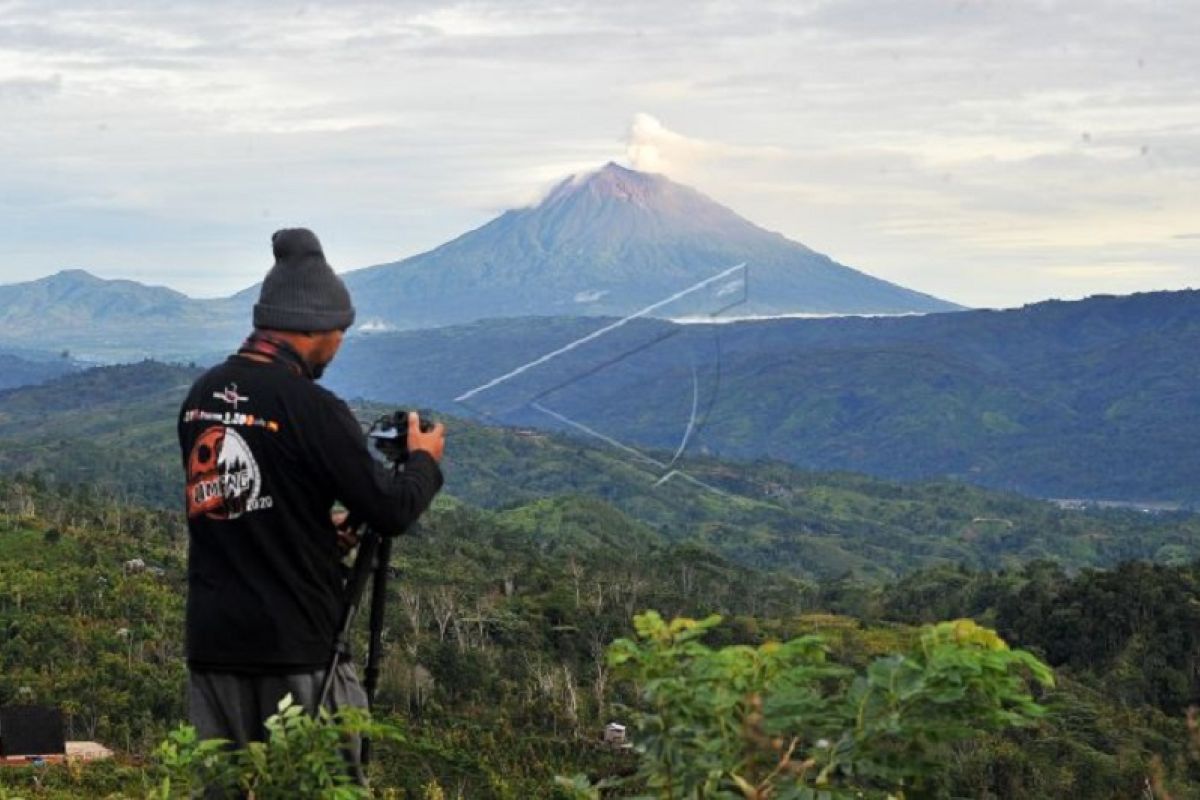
[561,612,1054,800]
[148,695,402,799]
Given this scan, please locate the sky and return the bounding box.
[1,0,1197,309]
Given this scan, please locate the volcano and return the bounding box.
[0,164,961,361]
[342,163,961,329]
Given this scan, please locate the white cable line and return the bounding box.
[454,263,746,403]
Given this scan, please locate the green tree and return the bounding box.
[568,612,1053,799]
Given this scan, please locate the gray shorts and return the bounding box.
[188,660,369,784]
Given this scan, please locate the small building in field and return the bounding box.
[603,722,628,746]
[0,705,112,766]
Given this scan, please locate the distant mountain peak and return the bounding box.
[33,269,151,290]
[338,161,960,325]
[542,161,674,209]
[33,268,189,298]
[589,160,660,189]
[46,268,102,284]
[0,265,243,357]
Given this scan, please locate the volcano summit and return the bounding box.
[343,163,961,329]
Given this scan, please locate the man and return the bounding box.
[177,228,445,770]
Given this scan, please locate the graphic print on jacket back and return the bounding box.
[184,382,276,520]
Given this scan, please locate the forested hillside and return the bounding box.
[0,350,76,390]
[2,362,1198,578]
[325,289,1200,502]
[2,360,1199,797]
[0,362,197,505]
[1,478,1198,797]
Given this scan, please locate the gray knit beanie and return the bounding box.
[253,228,356,332]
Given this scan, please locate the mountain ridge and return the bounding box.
[320,287,1200,502]
[343,162,960,327]
[0,269,246,360]
[0,164,961,358]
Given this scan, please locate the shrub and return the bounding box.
[148,695,402,799]
[562,612,1053,799]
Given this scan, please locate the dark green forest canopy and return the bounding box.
[324,289,1200,502]
[5,288,1199,507]
[0,361,1198,582]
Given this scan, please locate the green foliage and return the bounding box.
[0,480,186,751]
[0,362,201,507]
[1,472,1199,797]
[149,725,239,799]
[0,757,145,799]
[870,561,1200,717]
[148,695,402,800]
[587,612,1052,799]
[862,562,1200,796]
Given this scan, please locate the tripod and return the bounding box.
[317,521,394,767]
[318,412,435,766]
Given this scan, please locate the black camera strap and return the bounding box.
[237,330,314,379]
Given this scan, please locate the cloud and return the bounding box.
[624,113,786,175]
[0,74,62,102]
[626,113,698,173]
[1045,263,1182,279]
[0,0,1197,309]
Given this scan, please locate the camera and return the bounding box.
[367,409,436,464]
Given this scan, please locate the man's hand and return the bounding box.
[408,411,446,463]
[331,508,359,552]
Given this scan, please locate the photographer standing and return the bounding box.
[177,228,444,777]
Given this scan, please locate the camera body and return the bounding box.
[367,409,436,464]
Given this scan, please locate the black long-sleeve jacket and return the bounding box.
[178,354,443,671]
